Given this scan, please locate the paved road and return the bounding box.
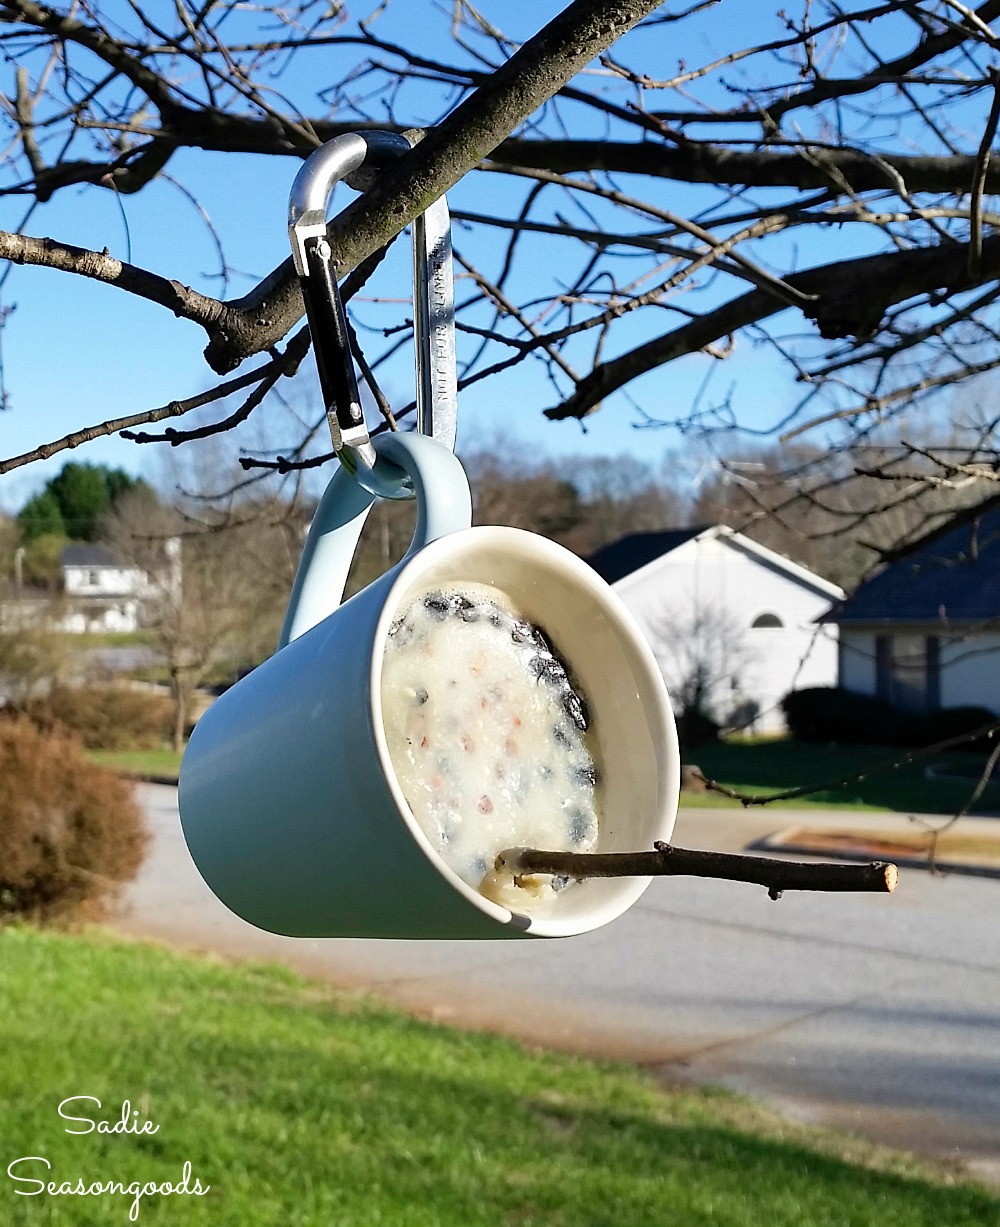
[112,784,1000,1181]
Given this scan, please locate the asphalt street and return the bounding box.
[111,784,1000,1182]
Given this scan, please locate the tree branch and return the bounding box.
[491,139,1000,195]
[198,0,665,372]
[0,0,668,375]
[496,842,898,899]
[54,127,1000,198]
[546,233,1000,420]
[969,66,1000,279]
[0,228,228,330]
[0,329,310,473]
[9,0,1000,387]
[121,327,311,445]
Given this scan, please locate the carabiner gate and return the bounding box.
[288,131,457,498]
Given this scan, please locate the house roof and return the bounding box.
[586,525,844,599]
[825,507,1000,624]
[61,543,122,568]
[586,527,707,583]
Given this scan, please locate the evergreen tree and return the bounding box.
[48,463,112,541]
[19,463,149,543]
[104,467,144,505]
[17,490,65,543]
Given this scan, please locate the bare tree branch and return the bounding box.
[201,0,667,372]
[0,228,231,330]
[5,0,1000,544]
[547,234,1000,420]
[496,842,898,898]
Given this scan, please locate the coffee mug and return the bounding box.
[178,432,680,939]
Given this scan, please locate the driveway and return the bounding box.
[112,784,1000,1182]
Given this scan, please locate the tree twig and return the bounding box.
[496,842,898,900]
[0,326,312,473]
[968,65,1000,279]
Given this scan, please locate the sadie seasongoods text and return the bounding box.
[6,1097,210,1221]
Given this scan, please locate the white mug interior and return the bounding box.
[371,525,680,938]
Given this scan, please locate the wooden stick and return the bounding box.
[495,841,898,900]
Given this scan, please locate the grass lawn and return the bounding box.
[682,738,1000,814]
[59,630,158,649]
[86,747,183,781]
[0,927,995,1226]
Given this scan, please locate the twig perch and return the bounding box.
[496,841,898,900]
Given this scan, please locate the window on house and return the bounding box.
[750,612,783,628]
[875,634,940,712]
[87,569,100,586]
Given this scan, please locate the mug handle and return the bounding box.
[278,432,473,647]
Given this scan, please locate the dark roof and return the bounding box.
[61,544,121,568]
[825,507,1000,624]
[586,527,708,583]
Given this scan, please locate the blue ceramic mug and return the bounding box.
[178,432,680,939]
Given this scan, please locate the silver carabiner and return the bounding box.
[288,131,457,497]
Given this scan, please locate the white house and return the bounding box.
[1,538,181,638]
[58,544,154,633]
[824,508,1000,715]
[587,526,844,733]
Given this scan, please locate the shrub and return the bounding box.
[16,683,172,750]
[781,687,912,745]
[676,706,720,751]
[0,719,148,922]
[782,687,998,749]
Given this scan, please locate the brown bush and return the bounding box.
[0,719,148,922]
[18,683,173,750]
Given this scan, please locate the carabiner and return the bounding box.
[288,131,457,497]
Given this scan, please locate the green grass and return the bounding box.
[57,630,157,649]
[126,661,244,687]
[86,747,183,780]
[0,926,995,1226]
[683,738,1000,813]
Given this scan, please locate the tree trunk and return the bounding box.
[170,668,190,754]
